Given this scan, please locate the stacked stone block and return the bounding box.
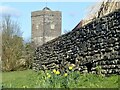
[33,9,120,75]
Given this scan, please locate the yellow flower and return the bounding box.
[55,70,60,75]
[46,73,49,76]
[69,66,73,70]
[64,73,68,77]
[23,86,26,88]
[46,73,51,78]
[47,74,51,78]
[53,69,56,73]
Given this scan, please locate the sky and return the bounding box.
[0,2,96,41]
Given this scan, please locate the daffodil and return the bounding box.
[55,70,60,75]
[46,73,49,76]
[69,66,73,70]
[47,74,51,78]
[53,69,56,73]
[64,73,68,77]
[23,86,26,88]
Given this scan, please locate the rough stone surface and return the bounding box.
[31,7,62,46]
[33,9,120,75]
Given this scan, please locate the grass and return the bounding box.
[2,69,119,88]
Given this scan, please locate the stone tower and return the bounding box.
[31,7,62,46]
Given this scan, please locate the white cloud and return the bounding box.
[0,6,21,17]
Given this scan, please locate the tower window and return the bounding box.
[36,25,39,29]
[51,24,55,30]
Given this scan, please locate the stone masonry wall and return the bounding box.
[33,9,120,75]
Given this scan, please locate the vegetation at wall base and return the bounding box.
[2,70,119,88]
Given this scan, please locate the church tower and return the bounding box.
[31,7,62,46]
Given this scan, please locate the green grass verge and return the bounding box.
[2,69,119,88]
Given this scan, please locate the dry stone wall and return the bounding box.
[33,9,120,75]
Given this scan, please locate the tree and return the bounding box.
[0,37,1,59]
[24,41,34,69]
[1,15,24,71]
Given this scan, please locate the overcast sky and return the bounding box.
[0,2,96,41]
